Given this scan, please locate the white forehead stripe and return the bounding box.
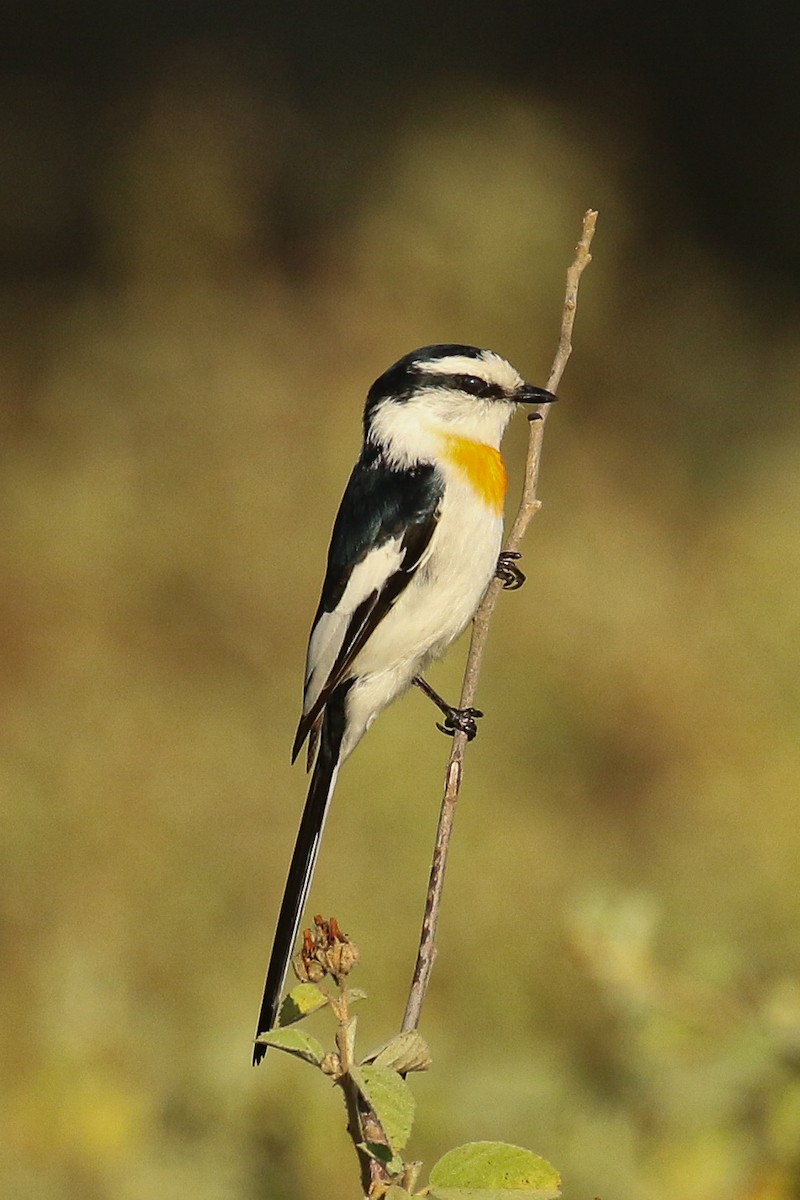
[417,352,523,392]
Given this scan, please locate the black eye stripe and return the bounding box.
[414,371,507,400]
[458,374,490,395]
[364,349,511,426]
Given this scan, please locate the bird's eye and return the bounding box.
[457,374,489,396]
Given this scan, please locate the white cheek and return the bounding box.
[370,394,516,467]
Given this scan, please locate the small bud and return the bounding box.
[293,919,335,983]
[293,953,326,984]
[320,1052,341,1077]
[326,938,361,981]
[291,914,360,989]
[328,916,345,941]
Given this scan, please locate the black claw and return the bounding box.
[436,706,484,741]
[414,676,485,741]
[496,550,526,591]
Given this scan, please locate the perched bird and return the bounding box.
[253,344,555,1063]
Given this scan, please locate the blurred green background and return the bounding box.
[3,4,800,1198]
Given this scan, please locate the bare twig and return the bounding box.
[401,210,598,1033]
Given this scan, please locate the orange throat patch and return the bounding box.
[439,434,508,514]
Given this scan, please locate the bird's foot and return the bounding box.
[496,550,525,590]
[413,675,484,741]
[436,705,484,742]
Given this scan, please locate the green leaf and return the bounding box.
[428,1142,561,1200]
[344,987,368,1005]
[350,1065,415,1153]
[278,983,328,1025]
[363,1029,432,1073]
[358,1141,406,1177]
[254,1027,326,1066]
[359,1140,395,1165]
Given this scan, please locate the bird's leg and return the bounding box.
[495,550,526,590]
[412,676,483,741]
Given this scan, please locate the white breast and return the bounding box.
[340,473,502,759]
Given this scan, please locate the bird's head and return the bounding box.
[364,344,555,464]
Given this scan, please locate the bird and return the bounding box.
[252,343,556,1063]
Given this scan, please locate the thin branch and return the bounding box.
[401,210,598,1034]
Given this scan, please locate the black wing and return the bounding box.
[291,445,443,763]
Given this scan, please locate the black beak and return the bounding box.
[517,383,558,405]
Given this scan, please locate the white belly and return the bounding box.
[340,476,502,758]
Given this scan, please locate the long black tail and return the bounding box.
[252,683,351,1064]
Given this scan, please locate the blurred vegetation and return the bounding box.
[2,8,800,1200]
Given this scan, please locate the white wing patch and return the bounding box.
[303,537,405,714]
